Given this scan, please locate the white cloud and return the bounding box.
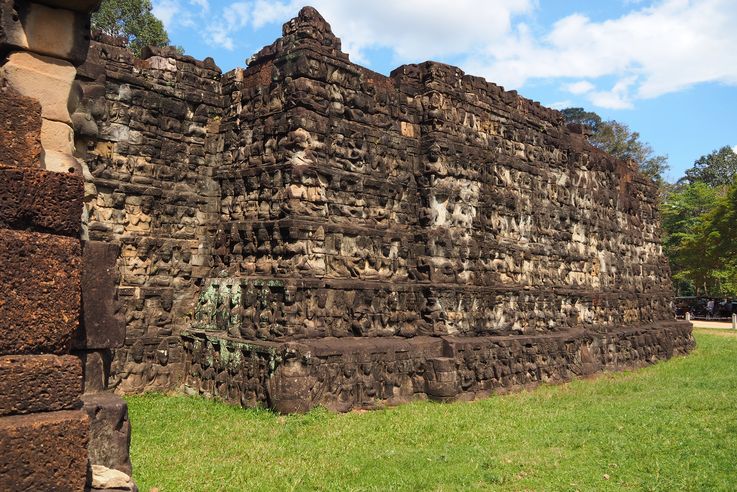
[153,0,207,31]
[565,80,595,95]
[733,145,737,154]
[155,0,737,110]
[549,100,574,110]
[152,0,180,30]
[190,0,209,10]
[246,0,534,65]
[472,0,737,108]
[588,77,638,109]
[251,0,295,29]
[205,2,251,50]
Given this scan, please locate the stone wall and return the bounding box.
[81,7,692,413]
[1,1,135,489]
[77,35,224,393]
[0,1,92,488]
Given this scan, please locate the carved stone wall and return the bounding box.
[81,7,692,412]
[77,36,224,393]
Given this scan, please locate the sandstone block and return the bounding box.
[0,163,83,236]
[0,410,88,491]
[0,1,91,64]
[43,148,82,173]
[0,83,42,167]
[75,241,125,350]
[40,118,74,154]
[82,393,132,476]
[1,51,76,124]
[91,464,136,491]
[74,348,111,392]
[0,228,81,355]
[36,0,101,13]
[0,354,82,416]
[39,118,80,172]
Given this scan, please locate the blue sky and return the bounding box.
[153,0,737,182]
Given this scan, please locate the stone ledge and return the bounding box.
[183,321,694,413]
[0,354,82,416]
[0,410,89,491]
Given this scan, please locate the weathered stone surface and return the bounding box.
[82,392,132,476]
[90,464,136,491]
[1,51,76,124]
[0,354,82,415]
[79,7,692,408]
[0,1,92,64]
[0,410,89,491]
[0,163,83,236]
[36,0,101,13]
[75,241,124,349]
[0,83,42,167]
[75,348,112,392]
[79,32,224,391]
[0,228,81,355]
[185,321,694,413]
[39,117,80,173]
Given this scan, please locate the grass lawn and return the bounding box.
[127,329,737,491]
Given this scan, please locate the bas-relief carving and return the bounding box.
[78,7,692,410]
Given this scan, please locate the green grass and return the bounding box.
[127,330,737,491]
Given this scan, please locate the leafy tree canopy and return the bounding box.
[559,107,602,133]
[92,0,170,56]
[681,146,737,187]
[665,178,737,296]
[561,108,669,183]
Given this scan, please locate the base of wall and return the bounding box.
[182,321,694,413]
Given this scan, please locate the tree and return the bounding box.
[681,146,737,187]
[92,0,170,56]
[559,107,602,133]
[560,108,669,184]
[661,182,722,295]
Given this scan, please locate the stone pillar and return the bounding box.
[0,1,133,490]
[74,241,133,477]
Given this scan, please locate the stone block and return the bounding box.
[0,410,88,491]
[90,465,136,491]
[40,118,74,154]
[0,163,83,236]
[36,0,101,13]
[75,241,125,349]
[0,228,81,355]
[74,348,111,392]
[0,51,76,124]
[43,148,82,173]
[0,1,92,64]
[82,393,132,476]
[0,354,82,416]
[0,83,42,167]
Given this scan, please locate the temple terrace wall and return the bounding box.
[78,6,693,413]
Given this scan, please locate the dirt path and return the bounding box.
[690,320,735,329]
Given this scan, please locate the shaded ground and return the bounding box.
[127,331,737,491]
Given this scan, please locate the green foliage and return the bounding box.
[92,0,170,56]
[662,176,737,296]
[661,144,737,296]
[126,331,737,491]
[682,146,737,187]
[559,107,602,132]
[561,108,669,183]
